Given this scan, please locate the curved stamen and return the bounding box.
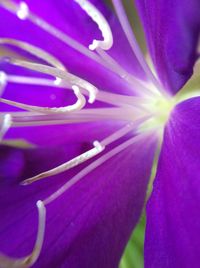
[9,58,98,103]
[0,38,66,70]
[21,117,149,185]
[0,200,46,268]
[43,131,155,205]
[0,0,103,64]
[74,0,113,51]
[0,113,12,141]
[0,71,7,97]
[4,74,153,108]
[21,140,105,185]
[0,86,86,114]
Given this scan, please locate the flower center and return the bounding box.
[138,95,175,132]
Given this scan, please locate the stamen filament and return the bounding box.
[0,0,103,65]
[3,73,152,108]
[96,47,157,97]
[0,38,66,70]
[0,85,86,114]
[0,200,46,268]
[21,141,105,185]
[112,0,162,92]
[0,114,12,141]
[74,0,113,50]
[44,131,153,205]
[0,71,7,97]
[21,116,150,185]
[9,58,98,103]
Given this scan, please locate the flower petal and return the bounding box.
[135,0,200,93]
[0,133,156,267]
[145,97,200,267]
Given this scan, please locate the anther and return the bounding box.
[17,1,29,20]
[0,114,12,141]
[0,71,7,97]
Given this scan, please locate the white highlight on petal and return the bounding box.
[21,140,105,185]
[0,114,12,141]
[16,1,29,20]
[0,200,46,268]
[74,0,113,50]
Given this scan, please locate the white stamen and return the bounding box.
[74,0,113,51]
[0,0,103,63]
[0,200,46,268]
[112,0,164,94]
[9,58,98,103]
[0,71,7,97]
[0,86,86,114]
[20,117,150,185]
[21,140,105,185]
[0,38,66,70]
[6,75,60,87]
[54,77,62,86]
[44,131,152,205]
[96,47,157,97]
[16,1,29,20]
[0,114,12,141]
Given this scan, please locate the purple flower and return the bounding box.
[0,0,200,267]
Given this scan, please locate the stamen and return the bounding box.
[21,140,105,185]
[0,86,86,114]
[6,75,59,87]
[0,0,103,64]
[96,47,157,97]
[0,114,12,141]
[74,0,113,50]
[8,107,139,127]
[0,200,46,268]
[21,116,149,185]
[16,1,29,20]
[0,38,66,70]
[0,71,7,97]
[0,1,161,95]
[112,0,162,93]
[4,73,151,108]
[9,58,98,103]
[43,131,153,205]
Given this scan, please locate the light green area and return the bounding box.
[1,139,35,148]
[119,214,146,268]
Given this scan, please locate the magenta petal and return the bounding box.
[145,97,200,267]
[0,135,156,268]
[135,0,200,93]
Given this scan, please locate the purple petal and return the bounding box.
[145,97,200,267]
[135,0,200,93]
[0,133,156,267]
